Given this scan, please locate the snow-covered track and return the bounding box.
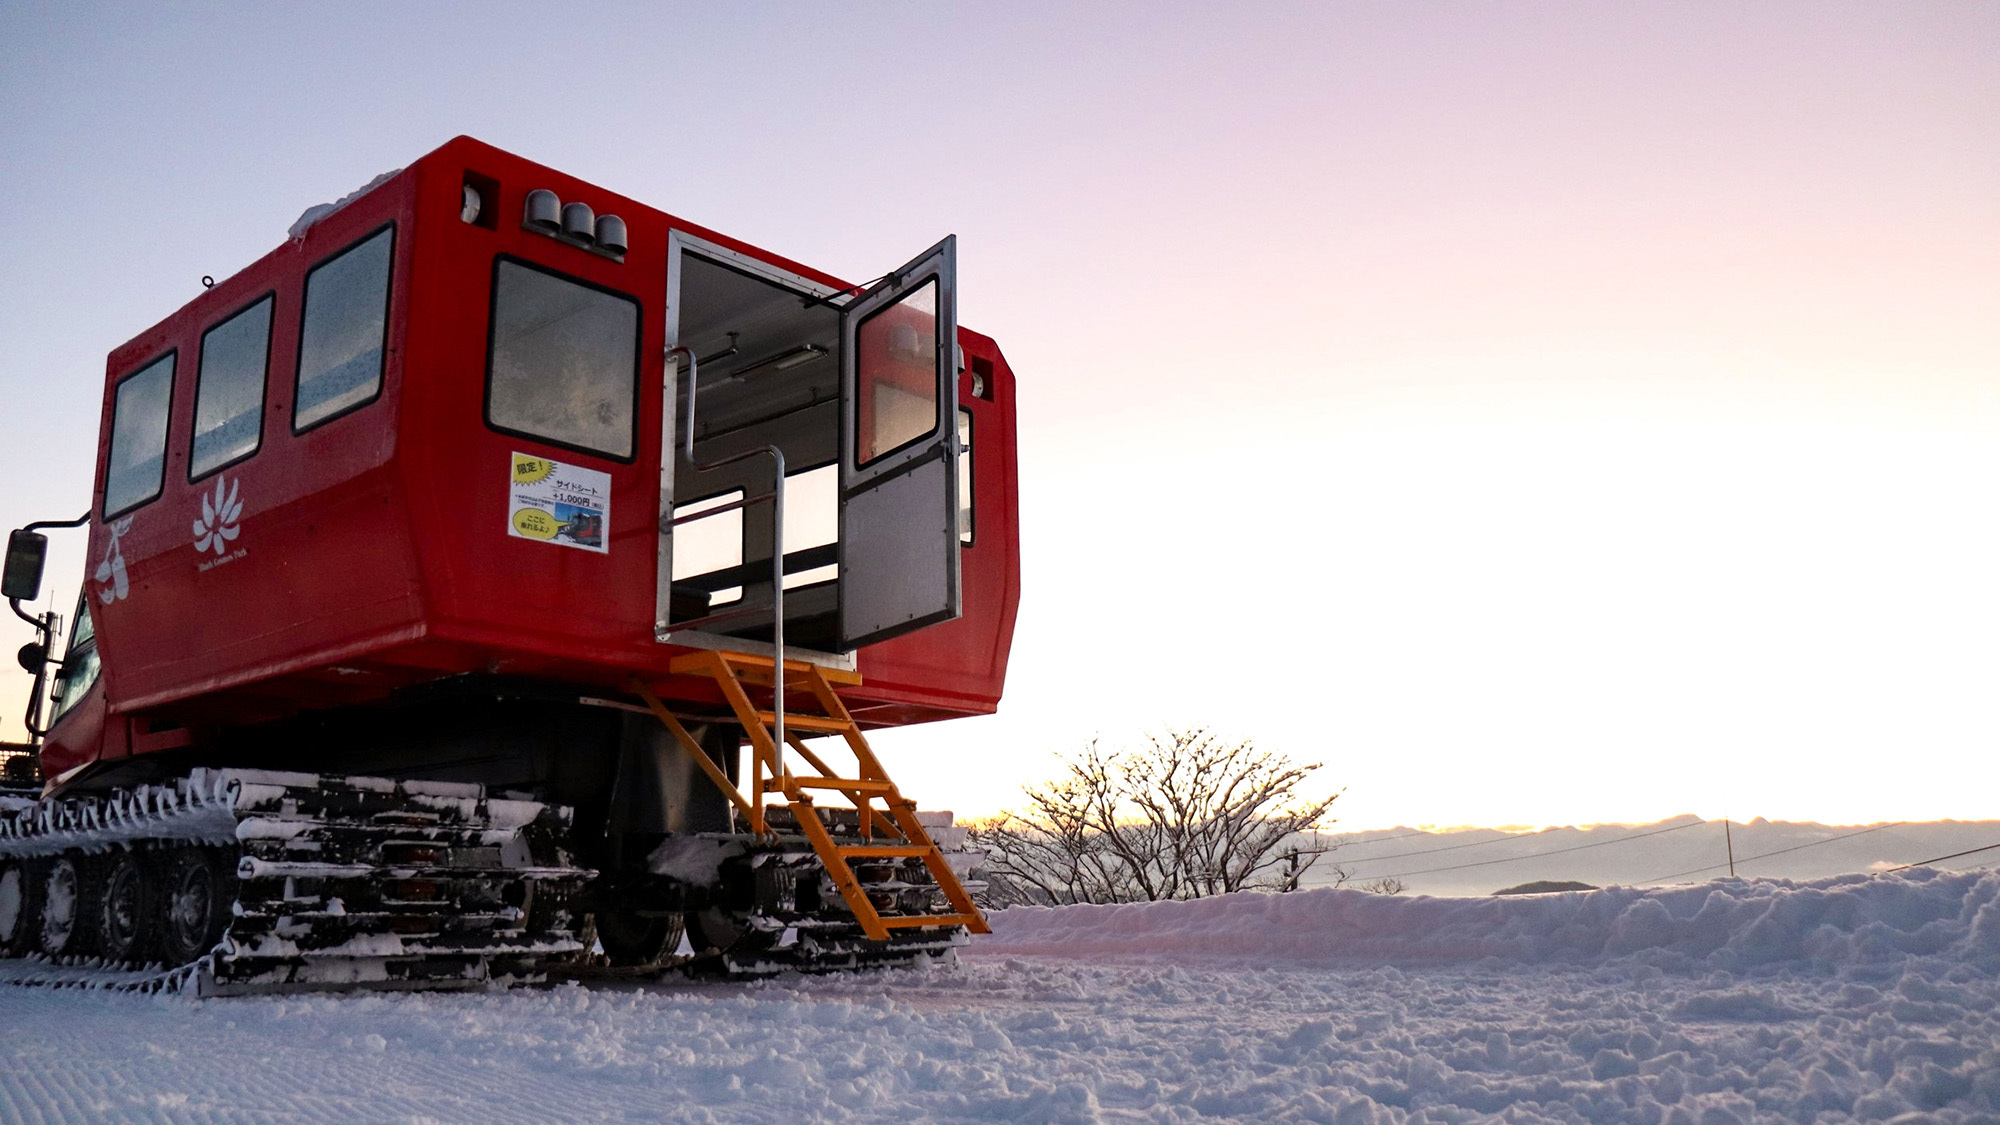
[0,769,591,995]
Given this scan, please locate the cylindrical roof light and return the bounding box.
[523,189,561,231]
[561,202,596,242]
[595,214,628,255]
[461,184,483,224]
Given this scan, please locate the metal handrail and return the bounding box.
[667,346,790,768]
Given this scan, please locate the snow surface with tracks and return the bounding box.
[2,869,1996,1124]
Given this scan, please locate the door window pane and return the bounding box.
[487,259,640,459]
[855,279,937,466]
[104,354,175,517]
[191,295,272,478]
[296,226,393,430]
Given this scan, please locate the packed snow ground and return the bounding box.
[2,870,1996,1124]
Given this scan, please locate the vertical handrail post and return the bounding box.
[668,346,787,818]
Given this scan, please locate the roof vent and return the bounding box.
[523,189,561,231]
[595,215,628,255]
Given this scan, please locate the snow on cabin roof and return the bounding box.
[287,169,402,242]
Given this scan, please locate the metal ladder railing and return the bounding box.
[630,651,988,939]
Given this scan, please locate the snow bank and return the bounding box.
[982,868,2000,972]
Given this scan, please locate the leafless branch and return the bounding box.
[968,726,1342,906]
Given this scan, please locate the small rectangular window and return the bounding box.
[486,258,641,460]
[673,489,744,606]
[295,225,394,431]
[855,279,938,467]
[783,464,839,589]
[191,294,273,479]
[957,409,974,546]
[104,353,175,517]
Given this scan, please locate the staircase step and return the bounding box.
[839,845,932,859]
[754,712,851,733]
[790,777,896,794]
[735,664,864,688]
[878,913,986,930]
[669,651,863,685]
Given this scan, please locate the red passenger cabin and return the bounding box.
[42,136,1019,784]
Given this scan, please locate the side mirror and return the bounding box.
[3,530,47,602]
[16,642,46,675]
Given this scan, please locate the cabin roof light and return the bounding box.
[730,344,828,380]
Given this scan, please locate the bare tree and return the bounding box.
[970,727,1341,907]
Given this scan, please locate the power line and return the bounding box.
[1642,822,1904,884]
[1360,819,1708,880]
[1886,841,2000,872]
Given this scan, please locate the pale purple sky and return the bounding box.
[2,3,1995,828]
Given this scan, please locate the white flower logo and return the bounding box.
[95,517,134,604]
[193,476,243,556]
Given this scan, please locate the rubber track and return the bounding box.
[0,768,591,995]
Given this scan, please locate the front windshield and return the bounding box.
[50,594,99,725]
[69,596,93,650]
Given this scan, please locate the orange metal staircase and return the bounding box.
[631,651,988,942]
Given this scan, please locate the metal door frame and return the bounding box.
[657,231,855,670]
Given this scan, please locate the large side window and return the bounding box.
[295,225,394,431]
[191,294,273,479]
[486,258,641,460]
[957,408,974,545]
[104,353,175,517]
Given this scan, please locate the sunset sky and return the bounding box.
[2,3,1994,830]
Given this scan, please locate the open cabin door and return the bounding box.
[837,236,960,651]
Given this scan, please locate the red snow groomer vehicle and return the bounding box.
[0,136,1019,993]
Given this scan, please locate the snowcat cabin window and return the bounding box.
[49,596,99,726]
[672,488,745,609]
[190,294,273,480]
[854,279,939,467]
[485,258,641,461]
[294,225,393,432]
[783,463,839,590]
[103,352,175,518]
[957,408,973,546]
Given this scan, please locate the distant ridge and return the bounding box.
[1310,816,2000,897]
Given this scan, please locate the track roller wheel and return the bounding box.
[98,850,156,967]
[38,853,101,959]
[159,848,233,966]
[596,908,684,967]
[0,858,41,957]
[685,908,774,971]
